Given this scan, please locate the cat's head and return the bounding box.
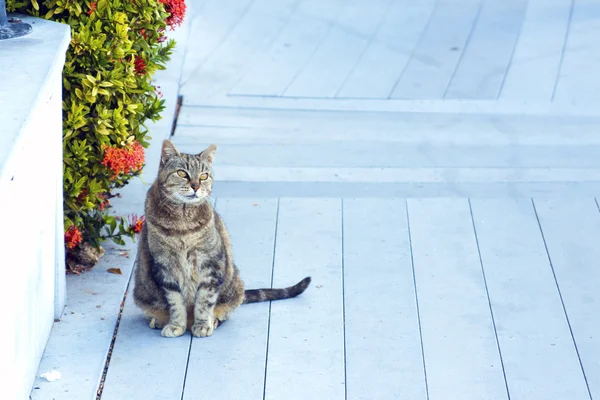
[157,140,217,204]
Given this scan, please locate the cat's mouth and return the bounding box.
[181,192,204,203]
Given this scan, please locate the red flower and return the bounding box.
[128,214,146,234]
[159,0,186,29]
[155,85,163,98]
[98,194,110,211]
[87,2,97,15]
[101,141,145,178]
[65,226,83,249]
[77,189,88,202]
[134,56,147,75]
[157,27,167,42]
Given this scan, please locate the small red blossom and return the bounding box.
[65,226,83,249]
[157,28,167,42]
[101,141,145,178]
[160,0,186,29]
[155,85,163,98]
[77,189,89,202]
[98,194,110,211]
[128,214,146,234]
[134,56,147,75]
[87,2,97,15]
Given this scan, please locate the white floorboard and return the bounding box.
[343,198,426,399]
[533,197,600,398]
[407,198,507,400]
[553,0,600,102]
[265,198,345,400]
[283,0,389,98]
[100,286,191,400]
[389,0,481,99]
[499,0,573,101]
[229,0,345,97]
[471,198,590,400]
[336,0,435,99]
[444,0,527,99]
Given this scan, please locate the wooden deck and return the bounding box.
[179,0,600,107]
[100,197,600,399]
[46,0,600,399]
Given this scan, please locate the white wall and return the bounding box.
[0,16,70,400]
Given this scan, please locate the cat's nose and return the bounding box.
[191,182,200,191]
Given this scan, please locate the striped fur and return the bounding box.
[133,140,310,338]
[243,277,312,304]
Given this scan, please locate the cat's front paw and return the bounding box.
[161,324,185,338]
[191,319,216,338]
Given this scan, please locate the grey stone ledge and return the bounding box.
[0,14,70,178]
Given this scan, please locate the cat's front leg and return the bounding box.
[191,267,223,337]
[161,288,187,337]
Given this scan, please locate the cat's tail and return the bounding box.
[242,277,312,304]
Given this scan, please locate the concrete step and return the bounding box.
[175,106,600,146]
[171,106,600,197]
[210,181,600,198]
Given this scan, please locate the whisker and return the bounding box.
[206,195,217,209]
[157,192,175,211]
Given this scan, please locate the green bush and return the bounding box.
[7,0,184,271]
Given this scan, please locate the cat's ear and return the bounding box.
[161,140,180,166]
[199,144,217,164]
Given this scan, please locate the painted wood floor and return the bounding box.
[179,0,600,108]
[101,196,600,400]
[98,0,600,398]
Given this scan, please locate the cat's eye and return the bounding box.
[176,170,187,178]
[199,172,209,181]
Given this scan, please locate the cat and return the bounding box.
[133,140,311,338]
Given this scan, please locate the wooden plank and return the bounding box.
[265,198,344,400]
[180,0,255,87]
[170,141,600,169]
[182,198,278,400]
[533,197,600,398]
[553,0,600,102]
[470,198,590,399]
[500,0,573,101]
[445,0,528,99]
[181,0,300,99]
[407,198,506,399]
[336,0,435,99]
[100,285,191,400]
[229,0,345,97]
[283,0,390,98]
[343,198,426,399]
[390,0,482,99]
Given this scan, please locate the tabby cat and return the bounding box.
[133,140,311,338]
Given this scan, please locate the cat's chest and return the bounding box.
[180,249,208,272]
[178,249,207,303]
[179,247,207,276]
[177,229,206,250]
